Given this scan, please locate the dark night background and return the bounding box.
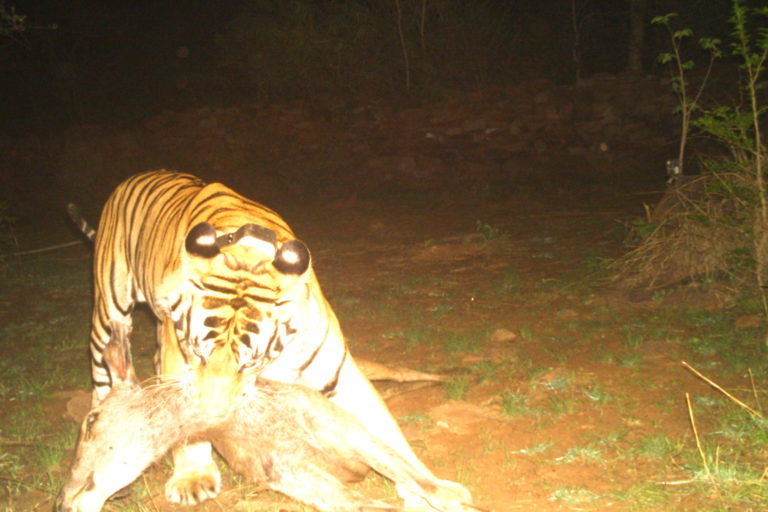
[0,0,740,226]
[1,1,734,133]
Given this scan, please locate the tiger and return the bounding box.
[68,170,471,508]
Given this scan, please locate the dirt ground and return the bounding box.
[1,78,765,510]
[4,178,765,512]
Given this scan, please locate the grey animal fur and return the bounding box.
[55,327,474,512]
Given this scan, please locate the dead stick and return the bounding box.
[685,393,716,489]
[13,240,83,256]
[748,368,763,414]
[681,361,763,419]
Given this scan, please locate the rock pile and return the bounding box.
[2,73,677,213]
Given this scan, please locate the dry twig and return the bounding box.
[682,361,763,420]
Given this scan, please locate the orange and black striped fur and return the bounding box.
[69,170,471,507]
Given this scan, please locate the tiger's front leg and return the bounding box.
[156,316,222,505]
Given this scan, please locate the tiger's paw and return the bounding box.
[164,464,221,506]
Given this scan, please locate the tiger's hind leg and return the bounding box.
[157,315,222,506]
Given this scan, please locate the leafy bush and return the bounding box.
[614,1,768,324]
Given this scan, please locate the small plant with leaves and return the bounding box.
[475,220,507,241]
[0,2,25,38]
[499,391,529,417]
[695,1,768,338]
[651,13,721,175]
[613,2,768,334]
[444,375,471,400]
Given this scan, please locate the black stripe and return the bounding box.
[133,174,196,259]
[207,274,243,284]
[95,309,111,336]
[321,349,347,396]
[90,337,105,353]
[143,186,195,248]
[203,296,230,309]
[129,173,180,240]
[243,320,260,333]
[298,319,330,373]
[185,306,192,338]
[109,259,131,316]
[170,295,183,312]
[220,276,274,292]
[243,293,277,304]
[264,325,279,356]
[189,191,242,219]
[203,283,237,295]
[190,190,291,235]
[204,316,225,328]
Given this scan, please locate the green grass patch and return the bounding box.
[548,485,600,504]
[581,383,613,403]
[610,482,671,509]
[509,440,554,456]
[553,443,606,465]
[634,434,681,459]
[546,395,576,416]
[499,391,529,417]
[444,375,471,400]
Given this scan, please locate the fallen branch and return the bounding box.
[682,361,763,419]
[13,240,84,256]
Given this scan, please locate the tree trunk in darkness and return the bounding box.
[627,0,646,73]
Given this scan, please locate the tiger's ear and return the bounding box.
[185,222,220,258]
[103,323,139,388]
[273,239,310,276]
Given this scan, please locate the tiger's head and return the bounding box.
[167,221,312,389]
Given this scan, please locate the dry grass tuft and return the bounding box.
[611,173,750,294]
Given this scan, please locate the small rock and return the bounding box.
[557,309,579,320]
[65,390,92,423]
[489,328,517,343]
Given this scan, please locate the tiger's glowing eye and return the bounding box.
[185,222,220,258]
[196,234,216,246]
[273,240,310,275]
[281,249,299,264]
